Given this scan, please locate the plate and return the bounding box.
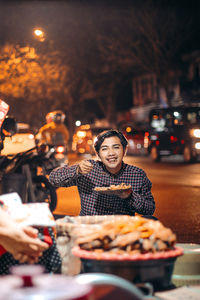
[94,185,132,195]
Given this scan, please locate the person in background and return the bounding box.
[49,129,155,217]
[36,110,69,148]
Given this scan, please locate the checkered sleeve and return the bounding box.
[49,164,79,187]
[128,169,155,215]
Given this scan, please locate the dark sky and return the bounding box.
[0,1,122,45]
[0,0,199,49]
[0,0,199,117]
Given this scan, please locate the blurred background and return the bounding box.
[0,0,199,138]
[0,0,200,243]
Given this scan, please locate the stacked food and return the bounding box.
[94,183,131,192]
[73,216,182,259]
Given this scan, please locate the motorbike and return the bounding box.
[0,144,59,212]
[52,144,68,166]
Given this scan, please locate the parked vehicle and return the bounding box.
[52,144,68,166]
[146,105,200,163]
[0,116,60,211]
[1,123,35,156]
[0,144,58,212]
[120,124,147,156]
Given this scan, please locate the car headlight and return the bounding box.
[150,135,158,141]
[28,134,35,139]
[77,131,86,138]
[190,129,200,138]
[195,142,200,150]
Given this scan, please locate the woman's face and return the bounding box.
[98,135,125,174]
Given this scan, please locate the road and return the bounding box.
[54,153,200,244]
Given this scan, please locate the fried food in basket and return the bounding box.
[75,216,176,255]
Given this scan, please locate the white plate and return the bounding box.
[94,186,131,195]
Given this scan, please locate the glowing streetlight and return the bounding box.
[33,28,45,42]
[75,120,81,126]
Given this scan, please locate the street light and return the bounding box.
[75,120,81,127]
[33,28,45,42]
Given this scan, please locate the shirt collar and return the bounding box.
[99,161,125,177]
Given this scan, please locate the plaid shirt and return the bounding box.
[49,160,155,216]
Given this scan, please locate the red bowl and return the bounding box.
[73,247,183,291]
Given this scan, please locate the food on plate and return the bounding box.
[74,216,177,256]
[94,183,131,192]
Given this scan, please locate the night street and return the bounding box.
[55,153,200,244]
[125,155,200,244]
[0,0,200,293]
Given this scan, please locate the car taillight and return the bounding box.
[56,146,65,154]
[170,136,178,143]
[144,133,149,148]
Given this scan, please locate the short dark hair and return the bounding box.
[94,129,128,153]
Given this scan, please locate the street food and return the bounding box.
[94,183,132,194]
[73,216,178,258]
[94,183,131,191]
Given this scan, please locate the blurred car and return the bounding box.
[146,105,200,162]
[72,124,93,154]
[1,123,36,155]
[121,124,147,156]
[72,124,112,155]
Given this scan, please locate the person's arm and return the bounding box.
[0,209,49,263]
[49,160,93,187]
[116,170,155,216]
[129,172,155,215]
[49,164,80,187]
